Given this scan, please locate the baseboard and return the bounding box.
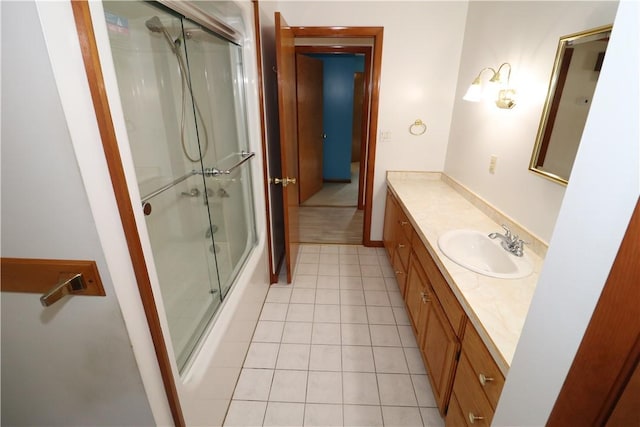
[323,178,352,183]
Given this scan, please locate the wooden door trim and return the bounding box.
[295,45,372,213]
[275,13,300,281]
[251,0,278,284]
[548,197,640,426]
[70,2,185,425]
[292,26,383,247]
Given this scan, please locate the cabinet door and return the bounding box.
[383,191,398,259]
[405,253,428,335]
[422,288,460,416]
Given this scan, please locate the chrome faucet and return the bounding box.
[488,224,526,257]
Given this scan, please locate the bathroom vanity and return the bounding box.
[383,172,544,425]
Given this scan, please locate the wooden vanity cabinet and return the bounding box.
[384,185,504,421]
[446,324,505,426]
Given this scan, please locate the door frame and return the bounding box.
[295,45,372,213]
[291,26,383,247]
[548,198,640,425]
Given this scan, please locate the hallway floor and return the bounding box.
[223,244,444,426]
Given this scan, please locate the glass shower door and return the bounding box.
[183,20,257,298]
[104,1,221,370]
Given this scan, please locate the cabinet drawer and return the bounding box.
[463,324,505,409]
[412,232,466,336]
[397,207,412,240]
[451,351,494,427]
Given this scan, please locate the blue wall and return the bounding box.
[309,54,365,181]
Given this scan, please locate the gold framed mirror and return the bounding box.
[529,25,612,185]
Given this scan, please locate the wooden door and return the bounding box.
[296,54,324,203]
[275,12,299,282]
[351,72,364,163]
[252,0,285,283]
[548,198,640,426]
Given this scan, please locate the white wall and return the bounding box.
[270,1,469,241]
[493,0,639,424]
[444,1,618,243]
[0,2,155,425]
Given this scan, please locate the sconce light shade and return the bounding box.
[463,62,516,109]
[463,78,483,102]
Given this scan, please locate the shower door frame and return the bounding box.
[70,2,185,425]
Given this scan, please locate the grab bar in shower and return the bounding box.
[139,151,255,207]
[197,151,255,177]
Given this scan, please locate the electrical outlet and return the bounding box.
[380,130,392,142]
[489,155,497,174]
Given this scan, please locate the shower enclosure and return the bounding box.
[103,1,256,371]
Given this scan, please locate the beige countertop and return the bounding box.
[386,171,544,375]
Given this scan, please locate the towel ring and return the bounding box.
[409,119,427,136]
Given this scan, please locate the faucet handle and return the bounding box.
[513,238,528,256]
[501,224,512,238]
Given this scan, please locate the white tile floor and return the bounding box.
[224,244,445,427]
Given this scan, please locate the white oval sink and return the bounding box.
[437,229,533,279]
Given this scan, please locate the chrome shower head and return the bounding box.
[145,16,179,53]
[145,16,164,33]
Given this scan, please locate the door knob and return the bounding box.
[272,177,297,187]
[468,412,484,424]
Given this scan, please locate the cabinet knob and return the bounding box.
[468,412,484,424]
[398,244,406,249]
[420,291,430,303]
[478,373,494,386]
[400,221,409,226]
[395,271,404,275]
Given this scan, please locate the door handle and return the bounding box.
[271,177,297,187]
[322,132,327,140]
[40,273,87,307]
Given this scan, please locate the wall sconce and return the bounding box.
[463,62,516,109]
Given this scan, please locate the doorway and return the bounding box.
[256,11,384,281]
[296,46,372,245]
